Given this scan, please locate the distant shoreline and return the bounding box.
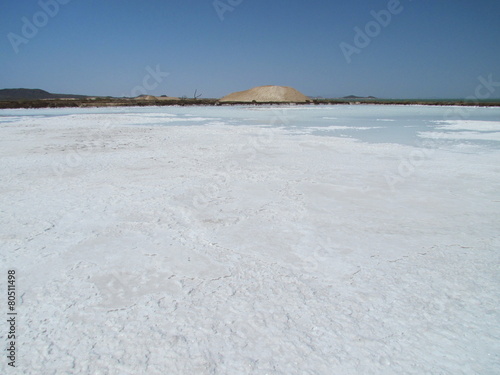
[1,98,500,109]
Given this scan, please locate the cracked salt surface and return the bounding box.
[1,105,499,374]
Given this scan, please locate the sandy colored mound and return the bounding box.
[220,85,310,103]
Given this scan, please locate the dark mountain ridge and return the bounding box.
[343,95,377,99]
[0,88,87,100]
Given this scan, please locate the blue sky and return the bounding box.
[1,0,499,98]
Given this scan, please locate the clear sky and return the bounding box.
[1,0,499,99]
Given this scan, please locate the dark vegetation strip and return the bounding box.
[1,98,499,109]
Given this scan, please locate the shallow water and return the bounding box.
[2,104,499,148]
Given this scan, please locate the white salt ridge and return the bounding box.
[419,131,500,141]
[308,125,384,131]
[421,119,500,142]
[431,120,500,131]
[0,105,499,374]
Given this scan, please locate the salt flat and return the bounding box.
[1,105,499,374]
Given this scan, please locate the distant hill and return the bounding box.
[343,95,377,99]
[0,88,88,101]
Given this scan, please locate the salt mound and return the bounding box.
[220,85,310,103]
[135,95,157,100]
